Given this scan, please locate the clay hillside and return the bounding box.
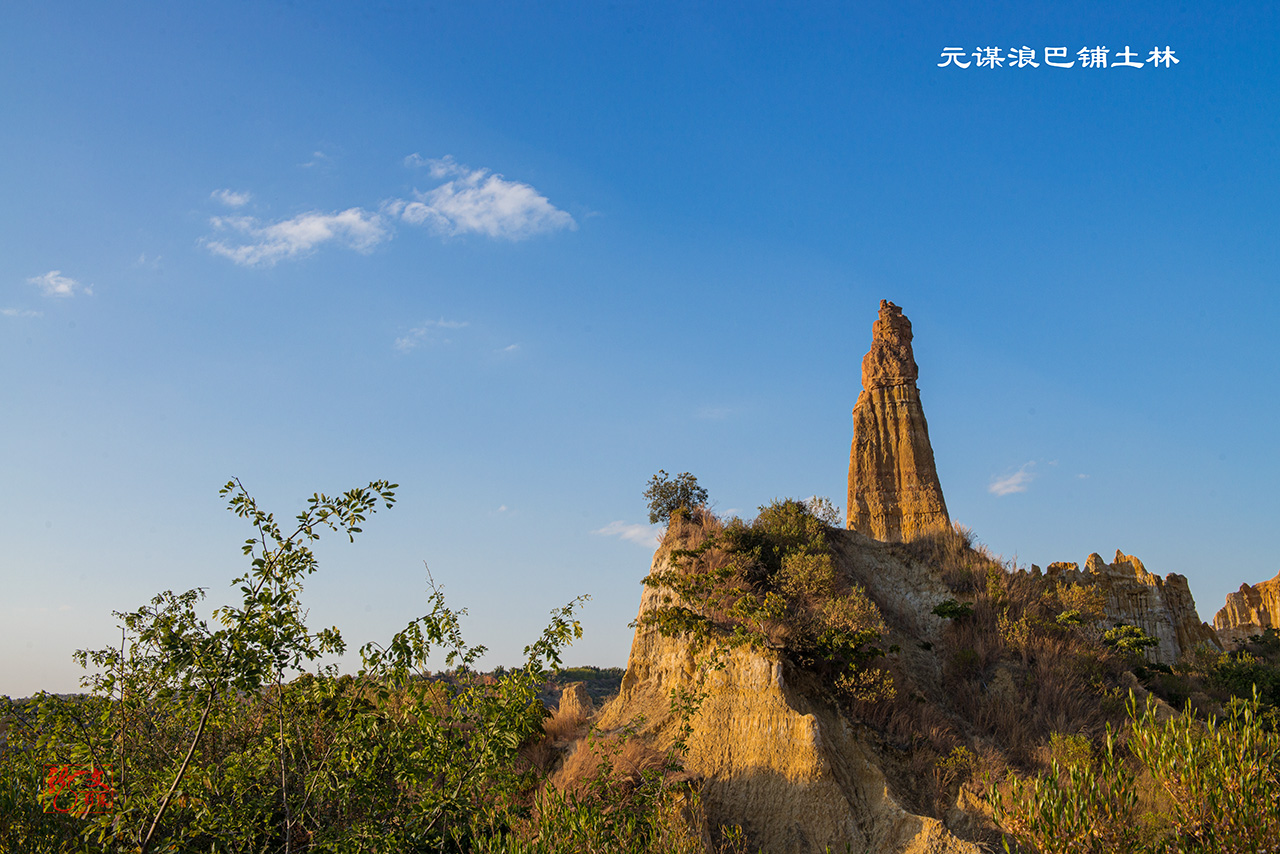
[544,301,1280,854]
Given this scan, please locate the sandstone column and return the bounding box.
[846,300,950,541]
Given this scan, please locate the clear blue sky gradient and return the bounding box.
[3,1,1277,695]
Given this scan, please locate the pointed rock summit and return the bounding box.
[847,300,950,542]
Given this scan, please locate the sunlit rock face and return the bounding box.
[1214,570,1280,647]
[1046,551,1220,665]
[596,519,979,854]
[557,682,594,720]
[846,300,950,542]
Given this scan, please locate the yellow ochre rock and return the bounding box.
[1214,569,1280,646]
[597,525,978,854]
[846,300,950,543]
[557,682,594,721]
[1046,550,1219,664]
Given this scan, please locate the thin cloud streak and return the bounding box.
[205,208,389,267]
[394,318,470,353]
[28,270,91,298]
[594,520,663,547]
[211,189,251,207]
[989,462,1036,496]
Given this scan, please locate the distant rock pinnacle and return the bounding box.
[846,300,950,542]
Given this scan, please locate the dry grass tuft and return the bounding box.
[543,701,590,744]
[552,732,668,796]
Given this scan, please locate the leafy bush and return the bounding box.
[1102,624,1159,659]
[932,599,974,621]
[990,689,1280,853]
[0,479,724,854]
[990,725,1142,854]
[638,499,891,704]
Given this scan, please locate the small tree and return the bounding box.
[1103,623,1159,659]
[72,478,398,853]
[643,470,708,524]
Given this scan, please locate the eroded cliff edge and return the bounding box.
[596,514,981,854]
[1043,551,1220,665]
[1215,569,1280,646]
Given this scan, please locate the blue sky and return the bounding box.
[3,1,1278,696]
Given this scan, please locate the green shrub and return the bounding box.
[932,599,974,621]
[1102,624,1159,658]
[639,499,891,704]
[0,479,629,854]
[990,689,1280,853]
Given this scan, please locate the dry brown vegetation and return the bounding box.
[595,503,1280,854]
[844,525,1139,821]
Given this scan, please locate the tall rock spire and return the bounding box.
[847,300,950,541]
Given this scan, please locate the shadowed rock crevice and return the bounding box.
[847,300,950,543]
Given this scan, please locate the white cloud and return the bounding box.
[211,188,251,207]
[2,308,43,318]
[594,520,664,547]
[134,253,162,269]
[498,343,520,353]
[204,208,389,267]
[989,462,1037,496]
[394,317,470,353]
[300,151,331,168]
[28,270,91,298]
[388,156,576,240]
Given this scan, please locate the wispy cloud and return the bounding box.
[594,520,664,547]
[28,270,91,298]
[2,308,43,318]
[205,156,573,267]
[989,462,1037,496]
[390,155,576,240]
[696,406,732,420]
[211,188,251,207]
[299,151,331,169]
[205,209,389,267]
[497,343,520,353]
[394,317,470,353]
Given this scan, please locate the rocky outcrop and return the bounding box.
[847,300,950,542]
[557,682,594,720]
[1045,550,1219,665]
[1214,570,1280,646]
[597,524,977,854]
